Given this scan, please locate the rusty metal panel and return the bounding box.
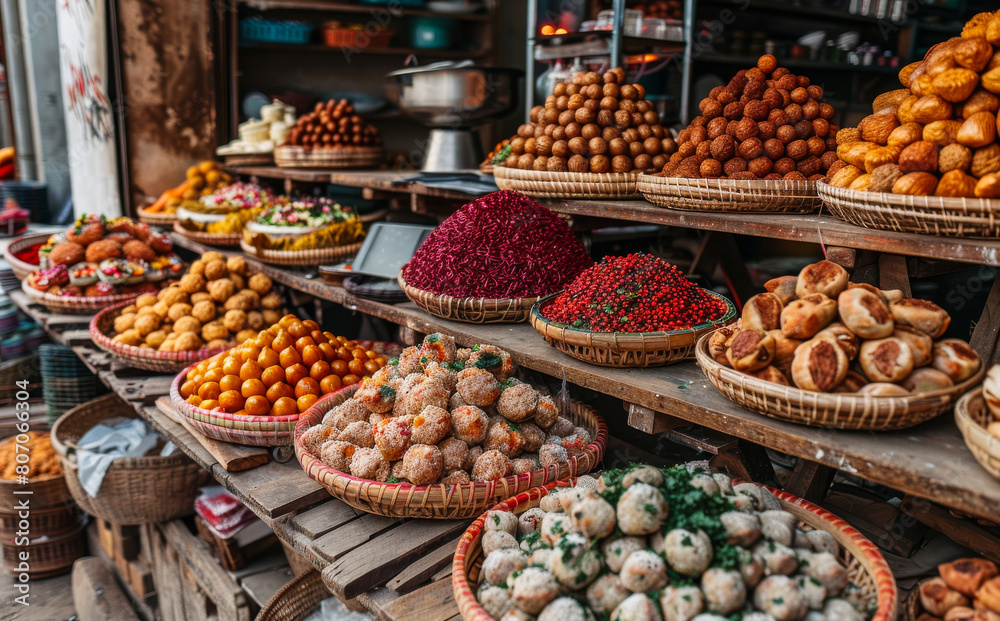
[113,0,221,214]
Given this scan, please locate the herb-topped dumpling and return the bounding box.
[537,596,596,621]
[612,593,662,621]
[617,482,669,535]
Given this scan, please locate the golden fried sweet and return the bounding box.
[226,256,247,276]
[121,304,137,314]
[158,285,188,307]
[246,311,264,330]
[114,313,137,333]
[224,292,257,311]
[261,292,282,310]
[202,320,228,342]
[206,338,230,350]
[236,329,257,343]
[262,310,281,325]
[167,303,193,322]
[67,222,104,245]
[188,260,206,276]
[50,242,85,266]
[114,329,143,347]
[85,239,122,263]
[135,293,157,308]
[173,316,201,334]
[152,301,170,317]
[202,251,224,263]
[133,313,161,337]
[145,330,168,348]
[190,292,212,304]
[179,273,206,294]
[190,300,216,323]
[229,273,245,290]
[248,273,272,294]
[122,240,155,262]
[223,309,247,332]
[207,278,235,302]
[204,259,227,281]
[175,332,203,351]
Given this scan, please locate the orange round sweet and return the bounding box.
[266,382,294,403]
[254,332,274,349]
[279,314,297,329]
[331,359,349,376]
[343,340,356,349]
[200,399,219,411]
[351,348,366,360]
[296,394,319,413]
[288,322,309,339]
[302,319,319,332]
[261,365,285,387]
[190,374,204,387]
[198,381,221,401]
[301,345,322,367]
[241,346,261,362]
[295,377,320,398]
[219,390,244,412]
[320,374,342,394]
[267,324,281,336]
[279,347,301,368]
[271,331,294,353]
[335,335,347,344]
[336,347,353,362]
[239,360,262,381]
[365,350,378,360]
[272,396,298,417]
[244,395,270,416]
[310,330,326,344]
[207,357,223,370]
[364,360,381,375]
[187,395,203,406]
[295,336,316,351]
[347,358,365,377]
[285,363,308,386]
[318,343,337,362]
[204,368,225,383]
[220,374,242,393]
[180,380,197,399]
[342,374,360,386]
[258,348,279,369]
[222,356,242,376]
[375,356,387,367]
[310,360,332,381]
[232,409,248,417]
[241,378,266,398]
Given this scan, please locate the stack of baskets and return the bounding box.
[40,344,101,424]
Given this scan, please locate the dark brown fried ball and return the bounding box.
[49,241,86,266]
[589,155,610,173]
[85,239,122,263]
[738,137,764,160]
[122,240,156,262]
[67,223,105,246]
[700,158,723,178]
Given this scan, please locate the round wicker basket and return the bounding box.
[955,388,1000,479]
[295,386,608,519]
[817,181,1000,238]
[398,269,541,324]
[239,238,362,267]
[1,522,86,579]
[137,206,179,226]
[90,300,233,374]
[0,443,71,513]
[51,393,210,524]
[638,173,821,213]
[172,221,242,247]
[0,503,84,540]
[493,165,641,199]
[452,479,898,621]
[3,232,51,280]
[21,279,143,315]
[256,570,330,621]
[529,291,736,367]
[695,334,984,430]
[274,145,385,169]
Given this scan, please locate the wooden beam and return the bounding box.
[901,496,1000,564]
[784,459,835,504]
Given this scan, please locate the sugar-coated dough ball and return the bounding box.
[602,535,646,573]
[484,510,518,536]
[701,568,747,616]
[586,573,630,615]
[537,597,596,621]
[617,482,668,535]
[611,593,662,621]
[482,547,527,587]
[620,549,668,593]
[660,585,705,621]
[509,566,561,614]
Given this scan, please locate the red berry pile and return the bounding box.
[542,253,728,332]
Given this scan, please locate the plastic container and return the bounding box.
[410,17,454,49]
[239,18,315,45]
[322,23,393,48]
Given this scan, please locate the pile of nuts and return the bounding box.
[662,55,840,180]
[500,68,678,174]
[284,99,381,148]
[828,9,1000,197]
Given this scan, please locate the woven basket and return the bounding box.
[696,334,983,430]
[51,394,210,524]
[529,291,736,367]
[818,181,1000,237]
[239,238,362,267]
[256,570,330,621]
[89,301,232,374]
[296,386,607,519]
[170,361,303,447]
[21,279,143,315]
[173,221,242,247]
[452,479,898,621]
[955,388,1000,479]
[136,206,179,226]
[3,232,51,280]
[398,270,541,324]
[0,503,85,539]
[638,173,821,213]
[1,522,86,578]
[274,145,384,169]
[0,456,71,513]
[493,166,641,199]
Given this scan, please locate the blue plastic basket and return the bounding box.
[0,181,49,223]
[239,18,315,45]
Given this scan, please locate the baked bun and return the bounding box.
[764,275,798,304]
[921,577,971,616]
[894,325,934,368]
[838,287,894,339]
[932,339,982,383]
[890,298,951,338]
[726,329,776,373]
[859,337,914,383]
[767,330,802,376]
[780,293,838,339]
[750,365,789,386]
[815,322,861,360]
[943,607,974,621]
[939,558,999,598]
[795,260,849,299]
[709,325,739,367]
[882,289,905,303]
[978,576,1000,613]
[791,336,848,392]
[742,293,783,332]
[902,368,955,394]
[833,370,868,393]
[858,382,911,397]
[983,366,1000,421]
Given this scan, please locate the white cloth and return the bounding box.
[76,418,159,497]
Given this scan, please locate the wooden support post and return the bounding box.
[689,232,756,307]
[970,274,1000,366]
[784,459,836,504]
[398,326,424,347]
[901,495,1000,563]
[624,402,683,435]
[712,441,778,485]
[879,254,912,298]
[72,557,142,621]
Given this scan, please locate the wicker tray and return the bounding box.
[136,206,179,226]
[695,334,983,430]
[3,232,51,280]
[274,145,384,169]
[1,522,86,579]
[398,270,541,324]
[955,388,1000,479]
[240,238,362,267]
[21,279,143,315]
[89,300,233,374]
[638,173,821,213]
[452,479,898,621]
[256,570,329,621]
[493,166,641,199]
[529,290,736,367]
[52,393,210,524]
[173,221,242,247]
[170,361,303,446]
[818,181,1000,238]
[295,386,608,519]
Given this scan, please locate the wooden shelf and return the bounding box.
[696,53,902,74]
[239,0,493,21]
[238,42,491,58]
[698,0,901,26]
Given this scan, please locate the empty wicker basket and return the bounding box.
[51,394,210,524]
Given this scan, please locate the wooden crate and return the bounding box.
[193,515,279,572]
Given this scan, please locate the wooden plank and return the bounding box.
[231,464,331,519]
[289,500,360,539]
[783,459,835,504]
[901,495,1000,564]
[378,576,461,621]
[309,514,400,563]
[155,397,270,472]
[387,536,461,594]
[138,405,218,471]
[879,254,912,298]
[970,276,1000,366]
[323,519,470,599]
[72,557,142,621]
[239,566,296,608]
